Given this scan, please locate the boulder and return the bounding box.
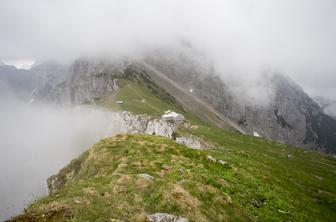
[147,213,188,222]
[145,119,176,138]
[175,136,205,150]
[207,155,216,162]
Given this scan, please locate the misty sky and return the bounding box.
[0,0,335,99]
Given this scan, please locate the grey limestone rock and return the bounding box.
[175,136,205,150]
[120,111,209,150]
[120,111,176,138]
[147,213,188,222]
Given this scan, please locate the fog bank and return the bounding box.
[0,99,123,220]
[0,0,335,100]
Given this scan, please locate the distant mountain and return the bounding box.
[0,63,68,100]
[0,65,34,98]
[33,50,336,153]
[145,48,336,153]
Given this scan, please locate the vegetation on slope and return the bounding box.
[97,79,183,117]
[8,70,336,221]
[98,71,336,221]
[9,134,249,221]
[96,66,229,130]
[191,127,336,221]
[9,133,336,222]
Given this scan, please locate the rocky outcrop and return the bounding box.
[47,152,88,194]
[120,111,176,138]
[120,111,208,149]
[47,174,66,195]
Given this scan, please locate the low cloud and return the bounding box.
[0,0,335,98]
[0,1,335,218]
[0,96,122,220]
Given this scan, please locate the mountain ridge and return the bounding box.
[32,52,336,153]
[7,128,336,221]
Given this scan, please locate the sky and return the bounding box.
[0,0,335,99]
[2,59,35,69]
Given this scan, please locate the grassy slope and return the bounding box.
[11,134,252,222]
[192,127,336,221]
[97,79,182,116]
[96,79,336,221]
[96,77,218,128]
[9,76,336,221]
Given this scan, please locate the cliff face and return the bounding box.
[0,63,68,100]
[35,59,125,104]
[145,48,336,153]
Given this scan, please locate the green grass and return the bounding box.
[97,79,181,116]
[10,134,336,222]
[8,74,336,222]
[191,125,336,221]
[96,78,206,126]
[11,134,251,221]
[95,79,336,221]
